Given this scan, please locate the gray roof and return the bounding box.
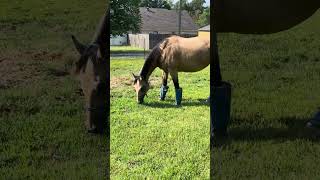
[198,25,210,31]
[139,7,198,33]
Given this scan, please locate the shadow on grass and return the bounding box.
[46,67,69,77]
[210,117,320,178]
[213,117,320,149]
[143,98,209,108]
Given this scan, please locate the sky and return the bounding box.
[172,0,210,6]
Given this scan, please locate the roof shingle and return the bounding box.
[198,25,210,31]
[139,7,198,33]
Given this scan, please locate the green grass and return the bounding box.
[0,0,107,179]
[110,58,210,178]
[212,10,320,179]
[111,10,320,179]
[110,46,150,54]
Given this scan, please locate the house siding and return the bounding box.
[198,31,210,39]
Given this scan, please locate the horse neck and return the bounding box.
[139,55,158,81]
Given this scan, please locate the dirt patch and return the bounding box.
[0,50,70,89]
[149,77,162,88]
[110,77,132,89]
[110,76,162,89]
[23,50,64,62]
[0,57,39,89]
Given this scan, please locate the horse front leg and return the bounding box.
[160,71,169,100]
[170,71,182,106]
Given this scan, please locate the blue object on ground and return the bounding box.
[306,110,320,129]
[210,82,232,137]
[175,88,183,106]
[159,85,169,100]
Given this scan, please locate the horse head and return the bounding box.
[71,11,108,134]
[132,73,150,104]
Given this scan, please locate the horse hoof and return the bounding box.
[206,96,210,103]
[175,88,182,105]
[160,85,169,100]
[306,110,320,129]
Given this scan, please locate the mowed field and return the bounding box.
[110,58,210,178]
[1,0,107,178]
[110,11,320,179]
[213,10,320,179]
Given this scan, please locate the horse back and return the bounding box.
[160,36,210,72]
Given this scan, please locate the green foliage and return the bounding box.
[110,0,141,36]
[196,6,210,27]
[174,0,206,20]
[140,0,172,10]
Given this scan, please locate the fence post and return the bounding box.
[144,37,146,59]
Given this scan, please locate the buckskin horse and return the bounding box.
[71,11,109,134]
[211,0,320,130]
[132,36,210,105]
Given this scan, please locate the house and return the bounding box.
[129,7,198,49]
[110,35,128,46]
[139,7,198,34]
[198,25,210,39]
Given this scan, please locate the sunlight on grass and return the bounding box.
[110,46,149,53]
[110,57,210,179]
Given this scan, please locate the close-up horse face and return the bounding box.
[132,74,150,104]
[72,35,107,133]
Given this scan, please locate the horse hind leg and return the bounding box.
[160,71,169,100]
[170,71,182,106]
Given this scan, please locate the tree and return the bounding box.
[189,0,206,19]
[173,0,205,21]
[196,6,210,27]
[140,0,172,10]
[110,0,141,36]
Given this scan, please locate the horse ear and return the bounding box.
[132,73,139,80]
[71,35,86,54]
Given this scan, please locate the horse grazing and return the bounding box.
[133,36,210,105]
[71,11,108,134]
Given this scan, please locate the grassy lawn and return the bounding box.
[1,0,107,178]
[212,10,320,179]
[110,46,150,54]
[110,58,210,178]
